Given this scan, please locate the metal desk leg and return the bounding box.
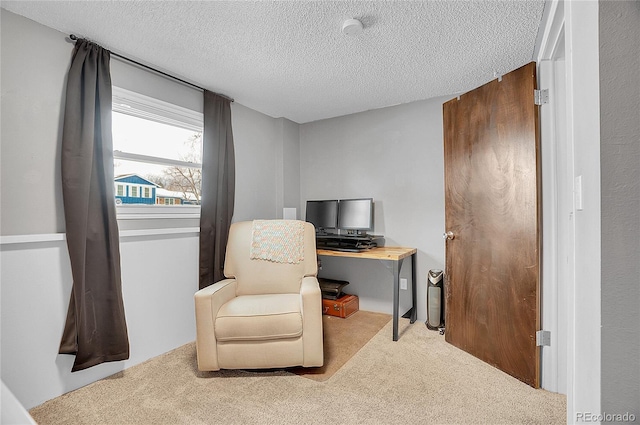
[400,253,418,323]
[411,252,417,323]
[392,258,403,341]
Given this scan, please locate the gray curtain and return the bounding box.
[199,91,235,289]
[59,39,129,371]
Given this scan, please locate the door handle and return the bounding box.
[443,231,455,240]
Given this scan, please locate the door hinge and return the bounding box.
[536,330,551,346]
[534,89,549,105]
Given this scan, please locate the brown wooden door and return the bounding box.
[443,62,541,388]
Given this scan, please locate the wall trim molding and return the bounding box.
[0,228,200,246]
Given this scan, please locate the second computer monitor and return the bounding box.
[337,198,373,233]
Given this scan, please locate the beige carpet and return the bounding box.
[29,317,566,425]
[291,310,391,381]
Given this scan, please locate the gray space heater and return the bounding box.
[425,269,445,334]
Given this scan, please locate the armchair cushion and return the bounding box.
[215,294,303,342]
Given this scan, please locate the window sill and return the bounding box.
[116,204,200,220]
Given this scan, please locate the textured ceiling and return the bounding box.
[2,1,545,123]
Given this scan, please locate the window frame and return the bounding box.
[111,86,204,221]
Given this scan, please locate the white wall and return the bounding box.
[300,99,449,321]
[1,234,199,409]
[232,104,301,222]
[0,8,70,235]
[599,0,640,419]
[565,0,602,419]
[282,118,301,216]
[1,9,300,409]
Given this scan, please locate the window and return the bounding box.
[111,87,203,215]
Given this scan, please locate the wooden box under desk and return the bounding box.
[322,294,359,318]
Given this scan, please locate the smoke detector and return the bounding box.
[342,18,364,36]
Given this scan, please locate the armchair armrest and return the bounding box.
[300,276,323,367]
[194,279,237,371]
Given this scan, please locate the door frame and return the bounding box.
[535,0,602,421]
[536,0,567,395]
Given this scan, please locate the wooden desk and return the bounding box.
[316,247,418,341]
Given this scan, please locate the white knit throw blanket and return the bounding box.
[250,220,305,264]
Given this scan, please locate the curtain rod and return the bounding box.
[69,34,234,103]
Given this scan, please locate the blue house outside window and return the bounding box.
[114,174,158,205]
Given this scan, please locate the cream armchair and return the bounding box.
[194,220,324,371]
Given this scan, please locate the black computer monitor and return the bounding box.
[338,198,373,233]
[305,200,338,233]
